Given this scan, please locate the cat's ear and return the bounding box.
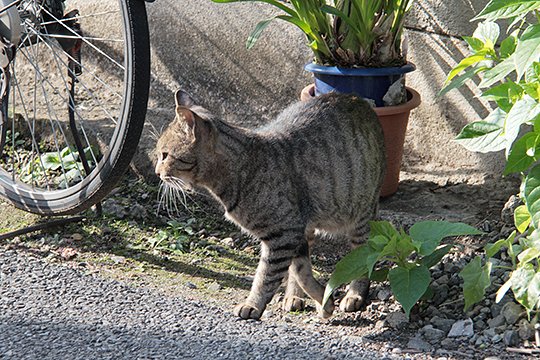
[175,89,195,108]
[175,106,195,129]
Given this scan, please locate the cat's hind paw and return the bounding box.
[235,303,262,320]
[282,295,305,312]
[339,293,367,312]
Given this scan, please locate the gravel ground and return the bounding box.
[0,250,383,360]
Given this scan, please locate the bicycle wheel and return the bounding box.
[0,0,150,215]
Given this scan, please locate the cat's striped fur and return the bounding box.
[155,90,386,320]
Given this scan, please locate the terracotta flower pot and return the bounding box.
[300,84,421,197]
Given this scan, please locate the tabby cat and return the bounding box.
[155,90,386,320]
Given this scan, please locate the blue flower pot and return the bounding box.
[304,63,416,107]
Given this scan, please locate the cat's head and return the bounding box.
[155,90,216,188]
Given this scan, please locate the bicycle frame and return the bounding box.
[0,0,21,46]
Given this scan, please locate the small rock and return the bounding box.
[440,338,457,350]
[474,335,486,346]
[434,274,449,285]
[421,325,446,342]
[111,255,126,264]
[431,284,449,306]
[503,330,520,347]
[407,336,432,352]
[487,314,506,328]
[70,233,83,241]
[518,319,534,340]
[59,247,77,260]
[385,311,409,329]
[221,237,235,247]
[377,288,392,301]
[447,318,474,338]
[185,282,197,289]
[207,282,221,292]
[430,316,455,333]
[491,334,503,343]
[501,302,522,325]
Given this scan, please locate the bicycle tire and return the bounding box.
[0,0,150,215]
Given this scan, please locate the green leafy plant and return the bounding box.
[211,0,413,67]
[441,0,540,316]
[324,220,481,317]
[148,219,197,253]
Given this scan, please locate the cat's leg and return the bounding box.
[340,219,371,312]
[289,252,335,318]
[282,230,316,312]
[286,232,334,318]
[236,237,297,320]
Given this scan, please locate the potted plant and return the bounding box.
[212,0,421,196]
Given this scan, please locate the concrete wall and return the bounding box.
[138,0,503,183]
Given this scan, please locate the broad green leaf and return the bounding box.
[455,108,507,153]
[481,81,523,103]
[460,256,492,311]
[369,221,399,239]
[523,82,540,101]
[446,51,491,83]
[479,55,516,88]
[420,244,453,269]
[485,237,511,258]
[409,221,483,256]
[463,36,484,52]
[510,264,535,312]
[474,0,540,21]
[517,247,540,263]
[500,35,517,59]
[438,65,487,98]
[455,121,502,139]
[514,24,540,81]
[514,204,532,233]
[527,272,540,309]
[504,96,540,155]
[524,164,540,229]
[323,245,372,305]
[370,268,389,282]
[472,21,500,46]
[504,133,539,175]
[368,234,389,252]
[388,265,431,317]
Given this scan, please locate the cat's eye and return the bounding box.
[160,152,169,161]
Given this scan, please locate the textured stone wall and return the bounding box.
[136,0,502,183]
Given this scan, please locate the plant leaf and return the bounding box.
[504,133,539,175]
[472,21,500,45]
[474,0,540,21]
[517,247,540,263]
[503,96,540,155]
[246,18,274,49]
[524,164,540,229]
[514,204,532,233]
[514,24,540,81]
[496,278,512,303]
[455,108,507,153]
[479,55,516,88]
[420,244,453,269]
[388,265,431,317]
[485,237,511,258]
[369,221,400,239]
[460,256,492,311]
[409,221,483,256]
[500,35,517,59]
[527,272,540,310]
[445,51,491,83]
[510,263,535,312]
[323,245,372,305]
[438,65,487,97]
[455,121,502,139]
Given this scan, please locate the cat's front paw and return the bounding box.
[282,295,305,312]
[235,303,262,320]
[339,293,367,312]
